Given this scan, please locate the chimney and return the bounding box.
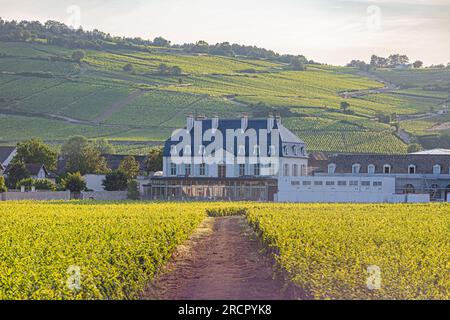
[267,113,274,133]
[275,114,282,127]
[212,114,219,131]
[241,114,248,131]
[186,113,194,131]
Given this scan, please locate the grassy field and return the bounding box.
[1,201,449,300]
[1,41,449,153]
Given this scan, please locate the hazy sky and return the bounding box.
[1,0,449,65]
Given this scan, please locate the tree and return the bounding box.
[102,170,128,191]
[377,112,391,124]
[91,139,115,154]
[290,58,306,71]
[157,63,170,75]
[413,60,423,69]
[6,161,29,189]
[123,63,134,72]
[407,143,422,153]
[61,172,86,192]
[171,65,182,76]
[153,36,170,47]
[340,101,350,112]
[118,156,140,179]
[15,138,57,171]
[61,136,108,175]
[72,50,85,62]
[145,147,163,173]
[0,176,7,193]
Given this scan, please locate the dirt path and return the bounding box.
[144,216,295,300]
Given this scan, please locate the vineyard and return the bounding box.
[0,40,449,153]
[247,203,450,300]
[0,202,449,300]
[0,202,205,299]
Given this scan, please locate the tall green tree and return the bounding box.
[102,170,128,191]
[119,156,140,179]
[91,139,115,154]
[145,147,163,173]
[61,172,86,192]
[15,138,57,171]
[61,136,108,175]
[5,161,29,189]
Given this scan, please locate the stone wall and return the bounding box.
[1,191,71,201]
[81,191,128,201]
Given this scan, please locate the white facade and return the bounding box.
[84,174,106,192]
[163,116,308,179]
[277,175,432,203]
[31,167,47,180]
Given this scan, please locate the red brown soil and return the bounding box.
[144,216,297,300]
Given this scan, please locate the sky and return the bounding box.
[1,0,449,65]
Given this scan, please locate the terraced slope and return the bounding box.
[1,41,448,153]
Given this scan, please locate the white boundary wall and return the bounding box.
[1,191,71,201]
[81,191,128,201]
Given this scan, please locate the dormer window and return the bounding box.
[408,165,416,174]
[368,164,375,174]
[433,165,441,175]
[283,145,288,156]
[328,163,336,174]
[383,165,391,174]
[352,164,361,174]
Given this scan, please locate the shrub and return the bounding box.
[16,178,57,191]
[0,176,7,193]
[61,172,86,192]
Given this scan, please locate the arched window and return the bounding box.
[328,163,336,174]
[433,164,441,175]
[352,163,361,174]
[383,164,391,174]
[368,164,375,174]
[408,165,416,174]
